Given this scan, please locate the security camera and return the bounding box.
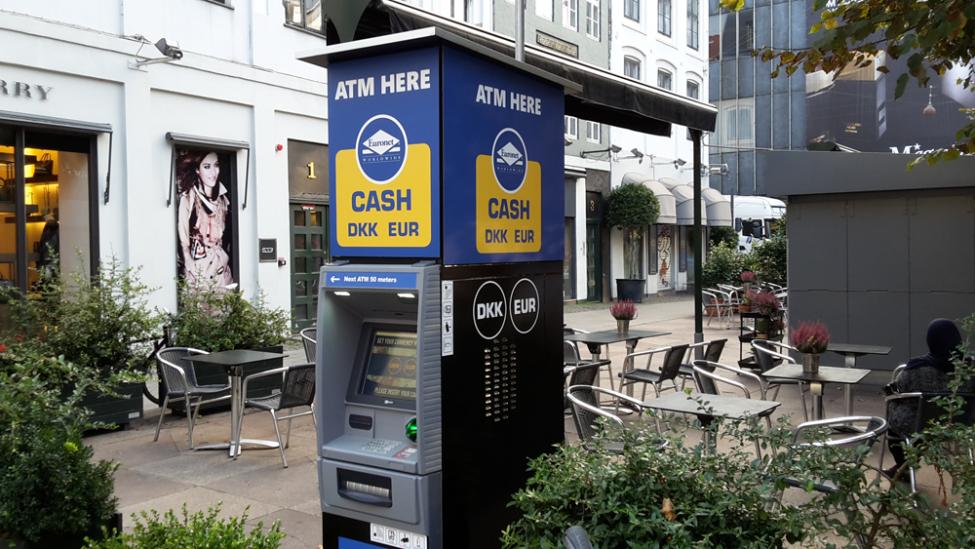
[155,38,183,60]
[609,144,622,154]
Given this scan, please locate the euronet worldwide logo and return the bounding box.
[492,128,527,193]
[356,114,408,184]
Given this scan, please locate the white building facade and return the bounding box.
[608,0,712,296]
[0,0,331,329]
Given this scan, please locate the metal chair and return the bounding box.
[566,385,658,453]
[153,347,231,449]
[618,344,690,401]
[884,391,975,493]
[751,339,809,421]
[778,416,888,499]
[563,360,606,412]
[299,326,317,363]
[692,359,775,457]
[703,290,733,327]
[563,526,593,549]
[565,326,614,389]
[235,362,316,468]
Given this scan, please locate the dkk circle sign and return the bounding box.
[509,278,539,334]
[472,281,506,340]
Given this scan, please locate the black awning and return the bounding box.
[337,0,716,136]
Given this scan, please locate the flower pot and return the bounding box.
[802,353,821,375]
[615,279,645,303]
[739,302,751,313]
[616,319,630,335]
[78,381,143,430]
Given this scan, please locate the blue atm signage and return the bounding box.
[328,48,440,258]
[322,271,418,290]
[442,47,564,264]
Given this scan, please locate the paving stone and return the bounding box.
[117,486,279,532]
[249,508,322,549]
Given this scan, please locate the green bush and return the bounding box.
[85,504,284,549]
[745,232,787,286]
[701,242,745,288]
[0,345,119,544]
[173,285,289,351]
[708,225,739,249]
[7,258,161,380]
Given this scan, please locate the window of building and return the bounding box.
[586,120,601,143]
[283,0,323,33]
[536,0,554,20]
[687,0,699,49]
[624,0,640,22]
[687,80,699,99]
[657,0,671,37]
[563,0,578,30]
[623,56,642,80]
[657,69,673,90]
[564,116,578,140]
[585,0,600,40]
[719,101,755,146]
[464,0,482,24]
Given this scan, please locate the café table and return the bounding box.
[564,329,671,394]
[762,363,871,421]
[188,349,287,458]
[828,343,892,416]
[641,391,781,452]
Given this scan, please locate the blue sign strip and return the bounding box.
[338,538,385,549]
[323,271,418,290]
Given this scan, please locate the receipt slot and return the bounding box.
[302,28,576,549]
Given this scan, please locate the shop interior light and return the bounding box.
[334,291,351,297]
[397,292,416,299]
[24,164,35,178]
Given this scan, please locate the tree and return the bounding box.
[722,0,975,166]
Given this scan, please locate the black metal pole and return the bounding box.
[691,129,703,354]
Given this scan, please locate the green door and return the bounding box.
[290,203,327,330]
[586,221,601,301]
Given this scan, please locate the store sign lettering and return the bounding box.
[0,80,52,100]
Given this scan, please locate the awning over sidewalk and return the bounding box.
[702,188,732,227]
[622,172,676,225]
[659,177,707,226]
[330,0,717,136]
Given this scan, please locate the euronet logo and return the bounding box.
[491,128,528,193]
[355,114,408,184]
[495,142,524,167]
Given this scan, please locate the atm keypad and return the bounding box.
[361,439,402,455]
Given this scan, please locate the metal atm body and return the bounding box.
[308,29,573,549]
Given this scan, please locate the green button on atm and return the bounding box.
[405,417,418,443]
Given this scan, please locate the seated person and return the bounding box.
[884,318,972,479]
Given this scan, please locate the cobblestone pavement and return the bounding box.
[86,297,929,548]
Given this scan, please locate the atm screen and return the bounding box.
[358,329,418,402]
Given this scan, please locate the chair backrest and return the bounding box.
[563,340,581,363]
[658,344,690,382]
[278,363,317,409]
[911,393,975,432]
[692,360,718,395]
[793,416,888,449]
[157,347,209,395]
[563,526,594,549]
[567,385,625,442]
[567,361,604,387]
[704,339,727,363]
[752,339,792,373]
[299,327,317,363]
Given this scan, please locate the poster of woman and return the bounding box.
[175,149,235,287]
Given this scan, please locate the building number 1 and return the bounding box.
[307,161,318,179]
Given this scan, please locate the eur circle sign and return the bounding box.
[472,281,506,340]
[509,278,539,334]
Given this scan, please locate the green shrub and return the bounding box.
[708,225,739,249]
[0,345,119,544]
[604,183,660,230]
[745,232,787,286]
[85,504,284,549]
[173,284,289,351]
[701,242,745,288]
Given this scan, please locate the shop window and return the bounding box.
[0,126,97,293]
[283,0,324,34]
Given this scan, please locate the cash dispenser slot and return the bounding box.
[338,468,393,507]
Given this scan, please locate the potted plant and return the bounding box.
[790,321,830,374]
[170,283,289,412]
[740,270,756,292]
[0,345,121,547]
[6,259,161,427]
[750,291,781,338]
[610,300,637,335]
[605,183,660,303]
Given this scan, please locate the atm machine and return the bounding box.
[301,28,576,549]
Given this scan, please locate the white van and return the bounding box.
[733,196,786,252]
